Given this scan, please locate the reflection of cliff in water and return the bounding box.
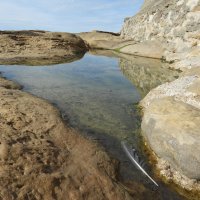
[119,55,179,97]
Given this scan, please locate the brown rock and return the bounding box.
[0,30,88,65]
[0,77,135,200]
[119,41,165,59]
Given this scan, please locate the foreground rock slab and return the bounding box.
[120,0,200,195]
[142,97,200,179]
[0,77,135,200]
[0,30,88,65]
[140,73,200,194]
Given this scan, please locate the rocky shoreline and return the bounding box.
[88,47,200,198]
[0,30,151,200]
[0,29,181,199]
[0,30,88,65]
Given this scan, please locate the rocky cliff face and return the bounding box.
[121,0,200,70]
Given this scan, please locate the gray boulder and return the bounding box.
[142,97,200,179]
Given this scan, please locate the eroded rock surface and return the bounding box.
[140,73,200,192]
[0,77,136,200]
[78,31,137,51]
[142,97,200,180]
[119,41,164,59]
[0,30,88,65]
[121,0,200,69]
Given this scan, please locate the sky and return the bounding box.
[0,0,143,33]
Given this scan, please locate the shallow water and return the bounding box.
[0,53,183,199]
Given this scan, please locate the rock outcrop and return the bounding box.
[79,31,164,59]
[121,0,200,70]
[78,30,136,50]
[120,0,200,192]
[0,77,135,200]
[0,30,88,65]
[118,40,164,59]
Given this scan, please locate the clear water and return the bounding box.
[0,53,183,200]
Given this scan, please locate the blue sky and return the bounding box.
[0,0,143,33]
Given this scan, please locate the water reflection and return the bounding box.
[90,49,180,97]
[119,56,179,97]
[0,53,85,66]
[0,54,140,140]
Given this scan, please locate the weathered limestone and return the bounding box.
[140,72,200,190]
[141,75,200,110]
[78,30,136,50]
[79,31,164,59]
[141,96,200,180]
[121,0,200,70]
[119,41,164,59]
[0,30,88,65]
[120,0,200,191]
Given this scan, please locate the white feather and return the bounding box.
[122,141,159,187]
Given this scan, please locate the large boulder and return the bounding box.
[142,97,200,179]
[141,73,200,182]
